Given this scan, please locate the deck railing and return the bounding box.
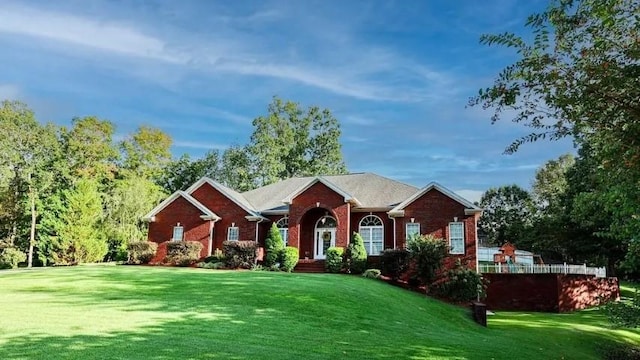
[478,263,606,278]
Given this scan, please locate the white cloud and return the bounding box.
[0,4,454,103]
[0,4,185,63]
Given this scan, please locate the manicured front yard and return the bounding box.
[0,266,637,359]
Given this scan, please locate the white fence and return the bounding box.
[478,247,535,265]
[478,263,607,278]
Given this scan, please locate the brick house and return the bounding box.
[143,173,482,270]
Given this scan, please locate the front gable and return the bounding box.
[283,177,361,206]
[388,182,482,217]
[187,177,265,220]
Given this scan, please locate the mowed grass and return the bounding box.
[0,266,637,360]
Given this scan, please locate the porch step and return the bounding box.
[295,260,325,273]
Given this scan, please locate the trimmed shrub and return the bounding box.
[380,249,410,281]
[434,260,486,302]
[345,232,368,274]
[0,247,26,269]
[126,241,158,264]
[281,246,299,272]
[325,247,344,273]
[166,241,203,266]
[204,248,225,264]
[406,234,448,287]
[602,343,640,360]
[197,261,225,269]
[362,268,381,279]
[223,241,258,269]
[264,223,285,267]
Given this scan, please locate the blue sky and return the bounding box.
[0,0,573,202]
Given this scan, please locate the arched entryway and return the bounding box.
[314,215,337,259]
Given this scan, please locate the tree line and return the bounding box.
[472,0,640,278]
[0,97,346,267]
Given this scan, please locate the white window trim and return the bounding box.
[359,215,384,256]
[227,226,239,241]
[172,225,184,241]
[449,222,465,255]
[406,222,420,241]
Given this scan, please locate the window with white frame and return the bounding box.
[172,224,184,241]
[276,217,289,246]
[406,222,420,241]
[359,215,384,255]
[449,222,465,254]
[227,225,239,241]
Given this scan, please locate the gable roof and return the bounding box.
[242,173,418,212]
[281,176,361,206]
[186,177,266,220]
[142,191,220,222]
[388,182,482,216]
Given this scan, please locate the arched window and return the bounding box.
[276,217,289,246]
[359,215,384,255]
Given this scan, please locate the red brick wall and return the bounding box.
[288,182,350,259]
[350,212,395,252]
[147,196,211,261]
[397,189,478,270]
[190,182,255,250]
[484,274,620,312]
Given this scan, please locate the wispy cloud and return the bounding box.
[0,3,454,103]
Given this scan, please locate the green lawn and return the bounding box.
[0,266,637,360]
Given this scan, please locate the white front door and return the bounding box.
[314,228,336,260]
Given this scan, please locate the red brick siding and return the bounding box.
[288,182,350,259]
[484,274,620,312]
[190,182,255,251]
[147,196,211,261]
[396,189,477,271]
[350,212,394,254]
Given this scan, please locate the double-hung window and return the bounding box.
[172,224,184,241]
[449,222,465,254]
[406,222,420,242]
[227,226,239,241]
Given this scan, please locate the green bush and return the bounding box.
[406,234,448,287]
[197,261,225,269]
[264,223,285,267]
[204,248,225,264]
[345,232,368,274]
[126,241,158,264]
[0,247,26,269]
[362,269,381,279]
[603,289,640,328]
[325,247,344,273]
[434,260,486,302]
[602,343,640,360]
[223,241,258,269]
[380,249,410,281]
[281,246,299,272]
[166,241,203,266]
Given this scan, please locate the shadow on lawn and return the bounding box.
[1,266,636,360]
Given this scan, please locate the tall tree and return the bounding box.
[470,0,640,266]
[478,185,535,246]
[62,116,119,183]
[0,101,59,267]
[531,154,575,209]
[51,179,107,264]
[103,177,165,260]
[248,97,347,187]
[220,145,254,192]
[120,126,172,181]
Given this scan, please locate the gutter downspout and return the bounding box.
[388,214,397,249]
[255,218,266,243]
[208,219,220,256]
